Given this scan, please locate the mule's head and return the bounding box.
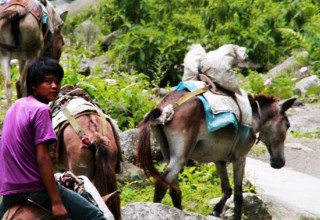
[257,96,296,169]
[43,11,68,60]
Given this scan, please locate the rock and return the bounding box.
[267,51,308,78]
[121,202,221,220]
[119,128,163,164]
[221,193,272,220]
[293,75,320,97]
[67,0,100,15]
[118,161,147,183]
[73,21,100,46]
[101,29,124,51]
[209,193,271,220]
[77,59,91,76]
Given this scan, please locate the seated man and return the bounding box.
[0,57,106,220]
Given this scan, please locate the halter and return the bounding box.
[255,100,262,144]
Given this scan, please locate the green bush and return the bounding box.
[240,70,294,99]
[119,162,222,215]
[62,0,320,91]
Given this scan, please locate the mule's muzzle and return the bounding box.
[270,158,285,169]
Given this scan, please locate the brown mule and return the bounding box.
[50,87,123,220]
[0,0,67,107]
[2,183,120,220]
[136,90,296,220]
[2,203,52,220]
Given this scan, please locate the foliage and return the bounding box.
[2,0,320,128]
[1,1,318,216]
[119,162,222,215]
[0,65,19,125]
[290,130,320,139]
[239,70,294,99]
[64,0,320,87]
[60,46,157,130]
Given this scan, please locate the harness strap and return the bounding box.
[176,87,207,106]
[61,105,85,140]
[227,93,243,161]
[26,199,52,214]
[96,108,108,136]
[255,100,262,144]
[198,74,226,95]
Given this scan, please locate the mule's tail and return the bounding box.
[136,108,169,185]
[93,138,121,220]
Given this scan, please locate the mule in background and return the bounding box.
[0,0,67,106]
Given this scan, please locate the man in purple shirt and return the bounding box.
[0,57,106,220]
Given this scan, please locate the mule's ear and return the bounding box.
[280,97,296,113]
[60,11,68,23]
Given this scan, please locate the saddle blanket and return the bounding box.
[0,0,64,33]
[175,81,252,137]
[52,97,101,132]
[0,0,43,21]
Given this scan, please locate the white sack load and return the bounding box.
[200,44,248,94]
[182,44,206,81]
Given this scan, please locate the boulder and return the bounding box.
[121,202,221,220]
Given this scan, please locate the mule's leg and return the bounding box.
[154,159,184,209]
[169,178,182,209]
[155,126,198,209]
[0,54,12,106]
[154,174,169,203]
[153,162,183,206]
[17,60,31,97]
[211,161,232,217]
[154,153,187,209]
[232,158,246,220]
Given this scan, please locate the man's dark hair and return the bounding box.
[26,57,64,95]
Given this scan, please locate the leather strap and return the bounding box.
[176,86,207,106]
[61,105,85,139]
[96,108,108,136]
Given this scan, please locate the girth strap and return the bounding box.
[61,105,85,140]
[61,103,108,139]
[96,108,108,136]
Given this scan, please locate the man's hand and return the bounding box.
[52,200,68,220]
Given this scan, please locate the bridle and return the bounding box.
[255,100,262,144]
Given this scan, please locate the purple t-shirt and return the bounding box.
[0,96,57,195]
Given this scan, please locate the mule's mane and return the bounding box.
[254,94,280,120]
[254,94,278,105]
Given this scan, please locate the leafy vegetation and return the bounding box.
[1,0,320,216]
[65,0,320,85]
[55,0,320,129]
[119,162,223,215]
[2,0,319,128]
